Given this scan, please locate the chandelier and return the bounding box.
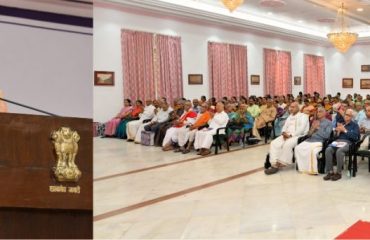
[327,2,358,53]
[221,0,244,12]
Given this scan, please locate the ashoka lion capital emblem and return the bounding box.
[51,127,82,182]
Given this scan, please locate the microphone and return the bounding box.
[0,97,59,117]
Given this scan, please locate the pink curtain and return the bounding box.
[156,34,183,103]
[208,42,247,99]
[264,49,292,96]
[304,54,325,95]
[121,30,155,102]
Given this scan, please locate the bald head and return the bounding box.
[289,102,300,115]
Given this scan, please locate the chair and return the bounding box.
[351,133,370,177]
[264,120,276,143]
[212,126,230,154]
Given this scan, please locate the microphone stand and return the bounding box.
[0,97,59,117]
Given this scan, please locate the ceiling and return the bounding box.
[100,0,370,45]
[0,0,93,18]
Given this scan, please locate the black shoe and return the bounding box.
[331,173,342,181]
[323,173,333,181]
[264,167,279,175]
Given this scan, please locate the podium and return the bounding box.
[0,113,92,239]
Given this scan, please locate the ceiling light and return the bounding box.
[221,0,244,12]
[357,8,364,11]
[327,2,358,53]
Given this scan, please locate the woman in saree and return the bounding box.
[104,99,132,137]
[115,100,144,139]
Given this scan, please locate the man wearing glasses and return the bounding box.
[323,109,360,181]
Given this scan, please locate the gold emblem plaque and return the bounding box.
[51,127,82,182]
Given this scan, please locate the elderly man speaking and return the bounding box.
[265,102,309,175]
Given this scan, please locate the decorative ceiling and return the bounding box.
[99,0,370,45]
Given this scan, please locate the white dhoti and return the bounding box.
[134,122,151,143]
[177,128,198,147]
[126,120,142,140]
[162,126,185,147]
[269,135,299,165]
[294,141,323,174]
[194,129,217,150]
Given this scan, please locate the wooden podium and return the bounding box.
[0,113,92,239]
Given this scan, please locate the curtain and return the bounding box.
[208,42,247,99]
[121,30,183,103]
[264,49,292,96]
[304,54,325,95]
[156,34,183,103]
[122,30,155,102]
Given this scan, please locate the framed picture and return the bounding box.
[251,75,260,85]
[294,76,301,85]
[188,74,203,85]
[360,79,370,89]
[94,71,115,86]
[342,78,353,88]
[361,65,370,72]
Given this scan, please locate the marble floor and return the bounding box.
[94,137,370,239]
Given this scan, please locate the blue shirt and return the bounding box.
[337,120,360,142]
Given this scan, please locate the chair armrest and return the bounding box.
[298,135,310,144]
[216,127,227,136]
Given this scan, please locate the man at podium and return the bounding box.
[0,90,8,112]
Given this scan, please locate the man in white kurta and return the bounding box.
[134,102,172,143]
[162,101,197,150]
[126,100,156,141]
[194,102,229,156]
[294,107,332,174]
[177,103,212,154]
[0,89,8,113]
[265,102,309,174]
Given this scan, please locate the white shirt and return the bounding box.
[281,112,309,137]
[152,107,173,123]
[208,111,229,133]
[139,105,156,121]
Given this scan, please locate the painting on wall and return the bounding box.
[361,65,370,72]
[360,79,370,89]
[251,75,260,85]
[94,71,115,86]
[294,76,301,85]
[342,78,353,88]
[188,74,203,85]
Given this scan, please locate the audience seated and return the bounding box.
[252,98,277,139]
[126,99,156,141]
[194,102,229,156]
[134,101,172,143]
[323,109,360,181]
[358,106,370,150]
[104,99,132,137]
[227,104,254,144]
[115,100,143,139]
[154,99,184,146]
[162,101,197,151]
[178,103,212,154]
[265,102,309,175]
[100,92,370,178]
[294,107,332,174]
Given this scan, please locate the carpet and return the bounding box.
[336,220,370,239]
